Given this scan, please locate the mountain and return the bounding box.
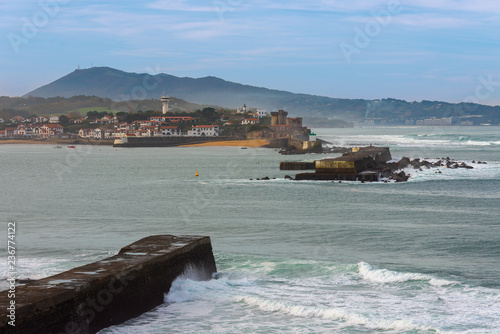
[24,67,500,125]
[23,67,369,118]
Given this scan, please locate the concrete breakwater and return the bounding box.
[280,146,477,182]
[294,146,392,181]
[0,235,217,334]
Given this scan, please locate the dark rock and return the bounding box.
[410,158,421,169]
[458,163,474,169]
[261,176,270,180]
[284,175,293,180]
[421,160,432,169]
[432,160,442,167]
[392,171,409,182]
[398,157,411,169]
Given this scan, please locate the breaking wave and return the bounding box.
[357,262,456,286]
[235,295,440,333]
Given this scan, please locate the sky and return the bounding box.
[1,0,500,105]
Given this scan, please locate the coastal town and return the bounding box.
[0,96,314,143]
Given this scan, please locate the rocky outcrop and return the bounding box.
[381,157,475,182]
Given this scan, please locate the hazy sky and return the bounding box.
[2,0,500,105]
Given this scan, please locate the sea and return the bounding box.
[1,126,499,333]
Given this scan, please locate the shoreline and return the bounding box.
[0,138,114,145]
[180,139,270,147]
[0,138,271,148]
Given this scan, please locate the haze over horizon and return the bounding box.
[2,0,500,106]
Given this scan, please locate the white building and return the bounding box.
[39,124,63,137]
[35,116,49,123]
[49,115,60,124]
[161,126,182,136]
[93,128,105,139]
[257,109,269,118]
[187,125,220,137]
[242,118,259,125]
[236,104,247,114]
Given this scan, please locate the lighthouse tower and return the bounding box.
[161,96,170,114]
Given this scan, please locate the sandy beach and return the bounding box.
[180,139,270,147]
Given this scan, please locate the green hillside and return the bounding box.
[0,95,208,120]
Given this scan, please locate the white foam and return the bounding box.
[358,262,456,286]
[165,274,255,304]
[320,133,500,148]
[235,295,439,332]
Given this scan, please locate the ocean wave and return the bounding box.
[357,262,456,286]
[405,160,500,183]
[235,295,442,333]
[165,275,256,304]
[320,133,500,147]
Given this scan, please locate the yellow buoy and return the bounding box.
[195,170,199,177]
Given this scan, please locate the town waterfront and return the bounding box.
[1,126,499,333]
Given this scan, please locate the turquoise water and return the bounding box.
[1,126,499,333]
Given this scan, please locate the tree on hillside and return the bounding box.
[116,112,128,121]
[87,111,113,120]
[194,107,219,123]
[68,111,82,119]
[59,115,70,126]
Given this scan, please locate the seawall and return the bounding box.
[295,146,392,181]
[0,235,217,334]
[265,138,323,154]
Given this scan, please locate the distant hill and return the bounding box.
[23,67,500,125]
[0,95,206,121]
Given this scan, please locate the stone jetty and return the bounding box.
[0,235,217,334]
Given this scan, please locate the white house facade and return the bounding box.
[187,125,220,137]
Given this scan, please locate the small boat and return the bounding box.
[54,146,62,149]
[67,145,76,148]
[241,147,247,149]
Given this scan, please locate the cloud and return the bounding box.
[253,0,397,12]
[393,15,470,28]
[251,0,500,15]
[410,0,500,14]
[146,0,215,12]
[239,47,301,56]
